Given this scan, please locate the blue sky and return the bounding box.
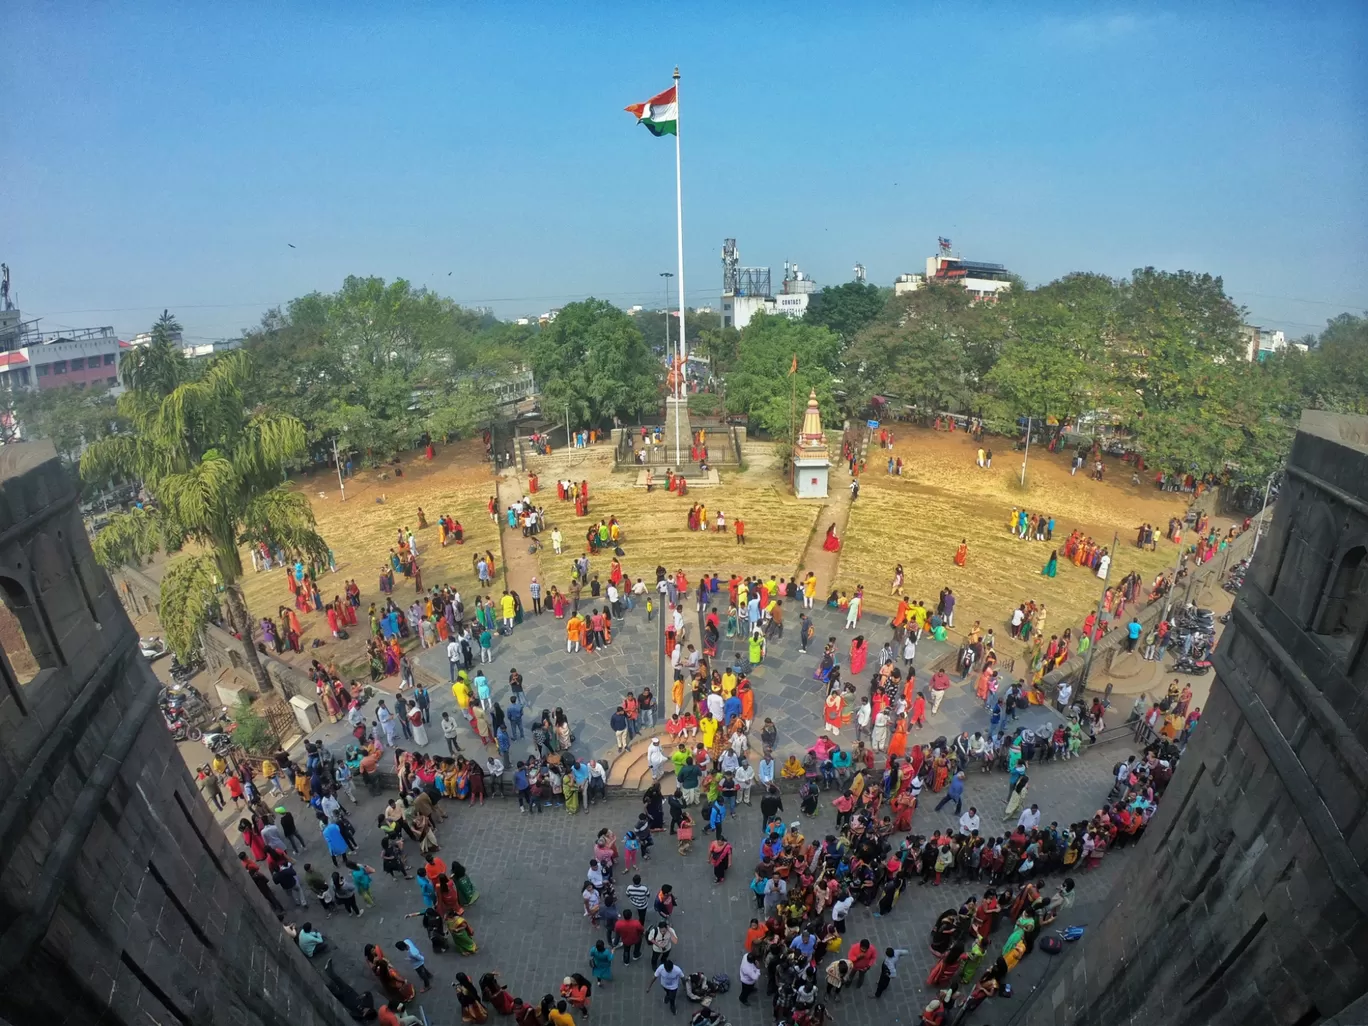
[5,2,1365,343]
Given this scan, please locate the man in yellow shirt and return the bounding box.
[501,591,517,630]
[259,757,282,796]
[452,676,471,708]
[721,670,737,697]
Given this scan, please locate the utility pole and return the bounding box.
[565,404,571,449]
[1020,415,1032,487]
[1250,472,1275,560]
[1077,530,1120,697]
[332,437,346,502]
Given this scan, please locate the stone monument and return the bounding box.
[1012,411,1368,1025]
[791,390,832,499]
[0,442,345,1024]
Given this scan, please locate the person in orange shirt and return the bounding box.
[744,918,767,953]
[566,614,584,653]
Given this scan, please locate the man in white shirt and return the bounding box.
[706,690,725,722]
[734,758,755,804]
[830,892,855,933]
[959,807,981,835]
[446,639,460,682]
[855,699,873,743]
[1056,680,1073,711]
[647,739,668,781]
[1017,803,1042,832]
[607,582,622,619]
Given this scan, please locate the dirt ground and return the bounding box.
[835,426,1192,643]
[235,441,496,675]
[524,443,822,597]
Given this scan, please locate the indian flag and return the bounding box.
[624,85,677,136]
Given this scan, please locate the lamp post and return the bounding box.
[331,436,346,502]
[661,271,679,465]
[1250,472,1276,560]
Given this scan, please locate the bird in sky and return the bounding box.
[287,243,296,248]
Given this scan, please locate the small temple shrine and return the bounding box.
[791,389,832,498]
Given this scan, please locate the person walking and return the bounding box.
[646,958,684,1015]
[875,946,910,998]
[934,772,966,816]
[738,949,761,1005]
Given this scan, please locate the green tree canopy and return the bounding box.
[7,382,126,470]
[81,339,328,691]
[530,299,660,427]
[242,276,506,460]
[803,281,888,342]
[844,284,1001,414]
[723,313,841,436]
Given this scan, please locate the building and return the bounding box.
[894,249,1014,302]
[0,442,347,1024]
[791,390,832,498]
[1013,410,1368,1026]
[0,311,126,392]
[1240,323,1288,362]
[719,239,815,330]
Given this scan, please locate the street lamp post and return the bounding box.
[331,436,346,502]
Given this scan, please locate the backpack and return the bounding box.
[711,973,730,993]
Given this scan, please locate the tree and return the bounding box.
[80,347,329,692]
[242,277,510,460]
[7,381,126,469]
[530,299,660,426]
[803,282,888,342]
[723,313,841,436]
[844,284,1000,415]
[120,309,187,395]
[986,274,1119,426]
[1305,313,1368,414]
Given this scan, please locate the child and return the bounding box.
[676,815,694,855]
[623,829,641,871]
[646,596,655,621]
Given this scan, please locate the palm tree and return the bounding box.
[121,309,186,395]
[82,344,328,693]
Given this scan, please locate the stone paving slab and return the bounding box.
[264,725,1135,1026]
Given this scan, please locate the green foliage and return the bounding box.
[687,392,720,416]
[81,322,329,691]
[803,281,888,341]
[724,313,841,436]
[158,554,221,659]
[7,381,127,468]
[845,284,1001,413]
[120,310,187,395]
[230,696,277,755]
[530,299,660,426]
[242,276,515,459]
[1304,313,1368,414]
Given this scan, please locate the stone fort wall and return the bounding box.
[0,443,344,1025]
[1013,411,1368,1025]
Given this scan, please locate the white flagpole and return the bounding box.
[673,65,686,469]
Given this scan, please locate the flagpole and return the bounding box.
[673,65,686,469]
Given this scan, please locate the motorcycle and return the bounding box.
[163,710,203,742]
[1173,655,1213,676]
[202,730,234,754]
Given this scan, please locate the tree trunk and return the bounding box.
[223,584,273,693]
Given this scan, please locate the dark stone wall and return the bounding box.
[1013,414,1368,1026]
[0,443,347,1026]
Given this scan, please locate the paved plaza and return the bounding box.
[269,737,1133,1026]
[262,579,1152,1024]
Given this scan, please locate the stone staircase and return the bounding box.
[606,734,675,794]
[524,445,618,478]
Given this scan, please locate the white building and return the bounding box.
[895,252,1014,302]
[1239,324,1287,362]
[721,259,814,331]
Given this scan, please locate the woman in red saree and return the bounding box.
[823,693,845,736]
[849,636,868,675]
[888,716,909,759]
[822,524,841,552]
[891,786,916,832]
[953,541,968,567]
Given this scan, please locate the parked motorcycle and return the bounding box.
[163,710,203,742]
[202,730,234,754]
[1173,655,1213,676]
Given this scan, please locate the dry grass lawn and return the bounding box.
[235,442,497,669]
[526,445,821,594]
[835,428,1191,640]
